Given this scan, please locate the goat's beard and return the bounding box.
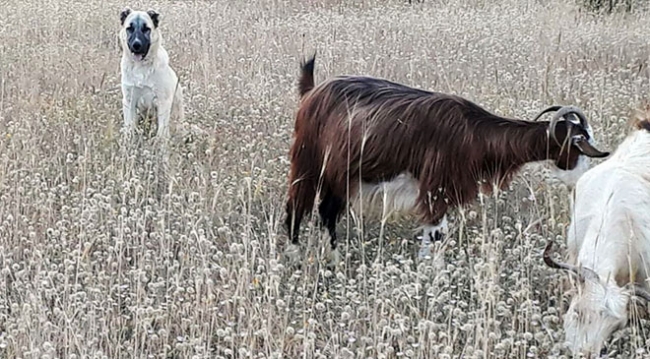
[552,155,590,188]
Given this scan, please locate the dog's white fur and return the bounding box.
[119,8,183,140]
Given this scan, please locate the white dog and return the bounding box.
[119,7,183,141]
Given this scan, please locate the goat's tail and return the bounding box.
[298,53,316,97]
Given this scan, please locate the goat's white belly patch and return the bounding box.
[353,172,449,260]
[354,172,420,219]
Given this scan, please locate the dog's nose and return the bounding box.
[132,41,142,51]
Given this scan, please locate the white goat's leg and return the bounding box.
[417,216,448,259]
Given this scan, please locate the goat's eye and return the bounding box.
[600,346,608,356]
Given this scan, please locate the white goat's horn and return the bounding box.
[628,284,650,302]
[543,241,600,282]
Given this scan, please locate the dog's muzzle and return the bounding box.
[127,26,151,62]
[128,39,150,61]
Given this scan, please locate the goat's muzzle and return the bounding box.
[572,136,610,158]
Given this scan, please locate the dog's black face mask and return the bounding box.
[126,16,152,61]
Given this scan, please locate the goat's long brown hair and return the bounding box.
[285,55,605,247]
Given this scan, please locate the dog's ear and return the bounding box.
[147,9,160,28]
[120,7,132,25]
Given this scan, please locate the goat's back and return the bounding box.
[294,75,509,184]
[568,130,650,276]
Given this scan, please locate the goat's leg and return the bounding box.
[318,191,344,249]
[283,177,317,266]
[284,201,303,245]
[284,177,316,245]
[415,187,450,259]
[416,215,449,260]
[421,216,449,242]
[319,191,345,266]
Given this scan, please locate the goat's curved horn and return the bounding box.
[555,107,610,158]
[554,106,589,129]
[548,106,587,145]
[532,105,563,121]
[543,241,600,282]
[543,241,575,271]
[628,284,650,302]
[533,105,587,124]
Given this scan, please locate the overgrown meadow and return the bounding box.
[1,0,650,357]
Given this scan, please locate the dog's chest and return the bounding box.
[123,67,158,110]
[134,87,156,111]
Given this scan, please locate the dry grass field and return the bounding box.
[2,0,650,357]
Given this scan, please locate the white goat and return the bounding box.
[544,115,650,357]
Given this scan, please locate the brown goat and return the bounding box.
[285,55,609,259]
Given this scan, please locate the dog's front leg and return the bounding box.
[155,99,172,168]
[155,97,172,141]
[121,89,138,139]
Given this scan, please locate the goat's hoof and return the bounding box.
[326,248,342,269]
[282,243,302,265]
[415,232,444,244]
[415,230,444,260]
[417,242,433,260]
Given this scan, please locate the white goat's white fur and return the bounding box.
[120,10,184,141]
[560,125,650,356]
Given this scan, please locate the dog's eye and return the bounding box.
[126,26,134,33]
[142,27,150,33]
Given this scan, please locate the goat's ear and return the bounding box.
[572,136,610,158]
[120,7,132,25]
[147,9,160,28]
